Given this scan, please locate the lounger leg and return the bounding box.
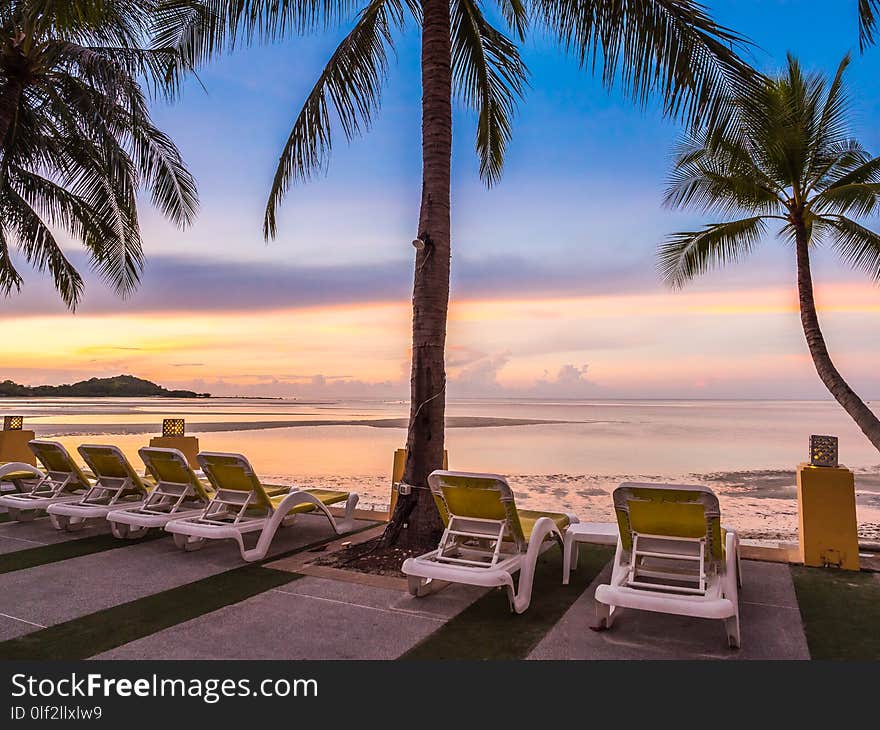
[592,600,613,631]
[7,507,36,522]
[725,614,741,649]
[511,517,562,613]
[562,537,579,585]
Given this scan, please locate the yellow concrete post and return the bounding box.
[796,463,860,570]
[388,448,448,520]
[148,435,200,469]
[0,430,36,466]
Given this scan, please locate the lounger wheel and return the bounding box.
[408,575,425,597]
[173,533,205,551]
[6,508,36,522]
[110,522,149,540]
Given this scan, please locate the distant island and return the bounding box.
[0,375,210,398]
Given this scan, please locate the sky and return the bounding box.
[2,0,880,399]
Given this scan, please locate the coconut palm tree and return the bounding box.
[659,54,880,452]
[0,1,198,309]
[164,1,751,547]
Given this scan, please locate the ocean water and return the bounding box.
[4,397,879,540]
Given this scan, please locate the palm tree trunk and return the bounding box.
[384,0,451,549]
[0,75,24,150]
[795,224,880,452]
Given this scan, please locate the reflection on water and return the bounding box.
[3,396,878,540]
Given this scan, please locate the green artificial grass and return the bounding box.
[790,565,880,660]
[0,531,165,575]
[403,543,613,660]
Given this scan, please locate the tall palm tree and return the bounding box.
[165,1,751,547]
[0,1,198,309]
[659,54,880,452]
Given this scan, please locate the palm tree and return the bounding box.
[0,1,198,309]
[659,54,880,453]
[165,1,751,547]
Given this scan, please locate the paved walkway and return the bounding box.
[0,514,814,660]
[529,560,809,659]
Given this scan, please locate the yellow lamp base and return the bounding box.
[797,462,860,570]
[149,435,200,469]
[388,448,448,520]
[0,430,36,466]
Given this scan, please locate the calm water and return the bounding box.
[4,397,879,540]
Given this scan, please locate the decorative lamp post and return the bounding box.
[0,415,36,466]
[797,435,859,570]
[148,418,200,468]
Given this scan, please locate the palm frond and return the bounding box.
[658,216,767,287]
[2,185,85,308]
[822,214,880,280]
[814,182,880,218]
[530,0,755,128]
[451,0,527,185]
[0,227,24,298]
[263,0,403,238]
[859,0,880,50]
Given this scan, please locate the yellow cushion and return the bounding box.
[517,509,571,540]
[1,470,39,482]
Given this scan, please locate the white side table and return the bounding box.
[563,522,618,584]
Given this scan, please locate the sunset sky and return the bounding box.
[3,0,879,399]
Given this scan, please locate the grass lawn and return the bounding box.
[403,543,613,660]
[790,565,880,660]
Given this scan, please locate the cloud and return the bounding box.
[1,250,662,318]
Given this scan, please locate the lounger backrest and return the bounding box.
[28,440,90,491]
[612,482,723,560]
[427,470,526,551]
[138,447,211,502]
[77,445,149,495]
[197,452,274,511]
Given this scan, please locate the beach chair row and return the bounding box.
[0,442,743,648]
[0,440,358,562]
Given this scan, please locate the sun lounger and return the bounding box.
[593,482,742,648]
[105,447,214,539]
[0,441,92,521]
[164,451,359,561]
[402,470,578,614]
[47,445,151,531]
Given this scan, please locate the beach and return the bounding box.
[4,396,878,542]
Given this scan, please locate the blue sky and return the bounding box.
[3,1,879,399]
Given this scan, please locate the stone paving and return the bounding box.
[0,512,814,660]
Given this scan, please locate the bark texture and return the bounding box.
[795,223,880,452]
[385,0,452,548]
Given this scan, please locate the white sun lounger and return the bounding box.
[0,441,92,521]
[164,451,359,561]
[105,447,214,540]
[47,445,151,531]
[402,470,578,614]
[593,482,742,648]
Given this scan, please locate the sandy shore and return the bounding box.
[256,467,880,542]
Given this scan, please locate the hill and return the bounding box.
[0,375,210,398]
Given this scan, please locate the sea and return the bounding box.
[3,396,879,541]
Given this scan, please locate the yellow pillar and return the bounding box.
[796,463,860,570]
[0,430,36,466]
[148,435,200,469]
[388,448,448,520]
